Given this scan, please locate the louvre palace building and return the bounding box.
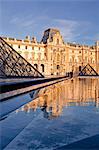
[2,28,99,76]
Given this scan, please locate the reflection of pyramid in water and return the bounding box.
[0,37,44,77]
[79,63,98,76]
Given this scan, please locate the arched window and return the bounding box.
[41,64,44,72]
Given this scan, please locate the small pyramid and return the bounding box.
[79,63,98,76]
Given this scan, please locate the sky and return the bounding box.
[0,0,99,45]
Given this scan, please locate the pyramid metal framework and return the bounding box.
[0,37,44,78]
[79,63,98,76]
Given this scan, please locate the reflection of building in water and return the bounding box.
[18,79,99,119]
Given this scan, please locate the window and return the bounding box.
[41,64,44,72]
[75,59,77,63]
[34,52,38,60]
[79,66,81,71]
[57,65,60,69]
[18,45,20,49]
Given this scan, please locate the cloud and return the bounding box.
[10,15,35,28]
[40,17,91,42]
[10,15,94,43]
[10,17,19,24]
[53,19,80,41]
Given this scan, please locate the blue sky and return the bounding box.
[0,0,99,45]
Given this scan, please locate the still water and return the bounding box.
[1,78,99,149]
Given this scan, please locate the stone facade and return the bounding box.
[2,28,99,76]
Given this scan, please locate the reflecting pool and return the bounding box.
[1,77,99,150]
